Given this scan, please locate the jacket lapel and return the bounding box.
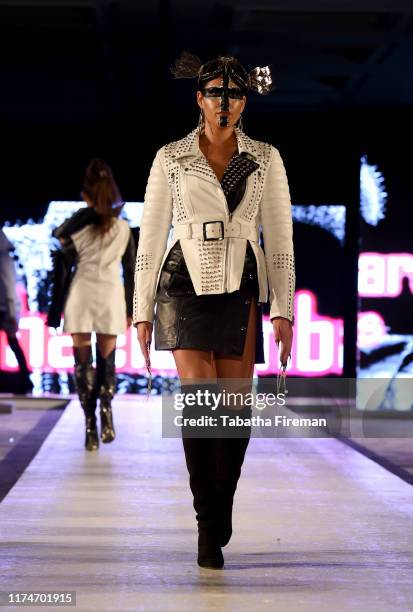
[173,127,260,188]
[221,154,259,199]
[234,127,260,160]
[174,127,219,186]
[184,156,219,186]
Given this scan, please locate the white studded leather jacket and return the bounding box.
[133,127,295,326]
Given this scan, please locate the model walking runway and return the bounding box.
[0,397,412,612]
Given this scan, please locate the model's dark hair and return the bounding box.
[198,56,250,90]
[81,158,123,236]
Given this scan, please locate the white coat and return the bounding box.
[0,229,21,322]
[63,218,131,334]
[133,127,295,326]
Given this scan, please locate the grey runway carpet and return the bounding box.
[0,404,65,502]
[0,397,412,611]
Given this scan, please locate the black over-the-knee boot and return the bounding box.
[180,383,224,569]
[215,404,252,547]
[8,335,33,393]
[96,348,116,443]
[73,347,98,451]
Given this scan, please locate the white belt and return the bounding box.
[172,220,259,242]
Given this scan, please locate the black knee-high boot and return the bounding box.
[8,336,33,392]
[215,405,252,547]
[181,383,224,569]
[73,347,98,451]
[8,335,30,373]
[96,348,116,443]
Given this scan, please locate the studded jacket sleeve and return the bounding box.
[133,147,173,325]
[259,146,295,325]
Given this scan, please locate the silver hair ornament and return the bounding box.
[249,65,274,95]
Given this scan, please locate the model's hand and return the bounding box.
[126,316,133,329]
[136,321,153,365]
[271,317,293,366]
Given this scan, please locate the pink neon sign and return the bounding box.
[359,252,413,297]
[0,287,344,376]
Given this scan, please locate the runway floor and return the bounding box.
[1,397,413,612]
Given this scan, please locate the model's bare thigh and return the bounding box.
[71,333,92,362]
[214,296,257,406]
[72,333,92,348]
[214,296,257,380]
[172,348,217,380]
[71,332,117,361]
[96,333,117,358]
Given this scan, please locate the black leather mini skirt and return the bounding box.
[154,240,265,364]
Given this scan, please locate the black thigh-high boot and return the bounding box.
[181,383,224,569]
[73,347,98,451]
[96,348,116,443]
[215,404,252,547]
[7,335,33,393]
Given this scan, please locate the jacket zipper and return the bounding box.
[224,191,232,291]
[225,226,231,292]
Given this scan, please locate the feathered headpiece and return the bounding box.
[170,51,274,95]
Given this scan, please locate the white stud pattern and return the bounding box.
[185,156,218,183]
[272,252,295,322]
[241,141,272,222]
[164,143,188,223]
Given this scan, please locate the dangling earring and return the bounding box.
[198,109,205,132]
[237,114,244,131]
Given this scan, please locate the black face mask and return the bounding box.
[201,86,245,101]
[201,82,245,126]
[199,58,248,127]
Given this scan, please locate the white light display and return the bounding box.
[292,205,346,244]
[360,154,387,226]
